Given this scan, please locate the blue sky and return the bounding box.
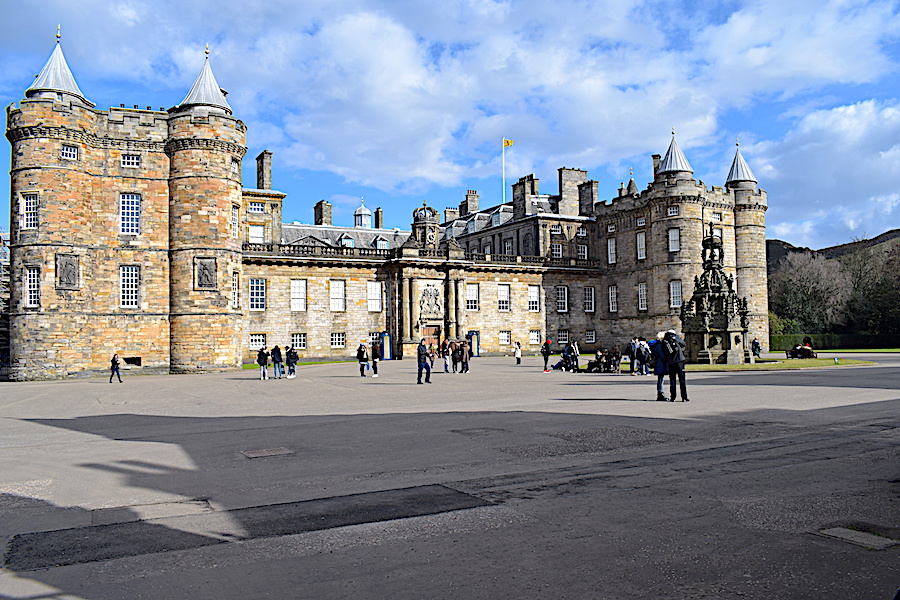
[2,0,900,249]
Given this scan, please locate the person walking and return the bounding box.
[751,338,761,358]
[256,346,270,380]
[450,341,460,373]
[649,332,669,401]
[416,338,432,384]
[514,341,522,365]
[109,353,122,383]
[271,345,284,379]
[285,345,298,379]
[627,337,638,375]
[637,337,651,375]
[572,339,580,370]
[441,339,450,373]
[460,341,471,373]
[356,342,369,377]
[371,340,381,378]
[541,339,552,372]
[662,329,689,402]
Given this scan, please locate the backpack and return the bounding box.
[662,335,677,358]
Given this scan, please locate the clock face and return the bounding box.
[426,230,436,243]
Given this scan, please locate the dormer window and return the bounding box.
[491,213,501,227]
[340,236,355,248]
[376,239,389,250]
[550,224,562,234]
[466,221,476,234]
[576,226,587,237]
[607,223,616,233]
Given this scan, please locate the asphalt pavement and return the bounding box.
[0,353,898,599]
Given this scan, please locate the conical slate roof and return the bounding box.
[726,144,757,184]
[179,56,231,112]
[27,42,92,105]
[657,134,693,174]
[354,199,372,216]
[626,178,639,195]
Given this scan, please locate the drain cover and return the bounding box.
[241,447,293,459]
[816,527,899,550]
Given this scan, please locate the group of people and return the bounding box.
[255,345,301,380]
[355,341,382,378]
[437,339,472,375]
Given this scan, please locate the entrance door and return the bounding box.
[421,326,441,349]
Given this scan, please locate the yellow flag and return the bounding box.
[503,138,514,148]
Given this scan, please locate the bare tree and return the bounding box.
[768,253,851,333]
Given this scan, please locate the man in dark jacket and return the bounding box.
[662,329,689,402]
[649,333,669,401]
[541,339,552,372]
[416,339,431,384]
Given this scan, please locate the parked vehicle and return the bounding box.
[786,344,817,359]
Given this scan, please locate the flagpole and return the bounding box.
[502,138,506,205]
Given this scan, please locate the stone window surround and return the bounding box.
[292,332,307,350]
[249,333,266,348]
[499,330,511,345]
[61,144,79,160]
[497,283,511,312]
[465,283,479,311]
[608,285,618,313]
[367,280,383,312]
[637,282,648,311]
[119,193,141,235]
[669,279,683,308]
[583,286,595,313]
[527,285,540,312]
[249,278,266,311]
[555,285,568,313]
[636,231,647,260]
[668,228,681,252]
[529,329,542,345]
[21,192,39,230]
[119,265,140,308]
[331,332,346,349]
[25,265,41,308]
[585,330,596,344]
[121,154,141,168]
[291,279,307,312]
[330,279,346,312]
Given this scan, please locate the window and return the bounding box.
[248,202,265,213]
[498,284,510,312]
[529,330,542,345]
[466,283,479,310]
[61,145,78,160]
[608,285,618,313]
[491,213,501,226]
[120,193,141,235]
[636,216,646,227]
[669,280,683,308]
[330,279,346,312]
[483,243,492,254]
[583,286,595,312]
[607,238,616,264]
[499,330,511,345]
[713,227,723,240]
[250,333,266,348]
[22,193,38,229]
[369,331,381,345]
[291,279,307,311]
[25,266,40,307]
[292,333,307,350]
[120,265,140,308]
[637,282,648,311]
[585,330,596,344]
[466,221,476,234]
[231,158,240,175]
[557,329,569,344]
[231,205,239,239]
[504,239,513,255]
[576,226,587,237]
[577,244,588,260]
[550,224,562,234]
[249,278,266,310]
[668,228,681,252]
[556,285,568,312]
[331,332,346,349]
[607,223,616,233]
[231,272,239,308]
[528,285,540,312]
[341,237,355,248]
[667,205,679,217]
[636,231,646,260]
[249,225,264,244]
[121,154,141,168]
[712,212,722,222]
[376,239,389,250]
[367,280,383,312]
[550,243,563,258]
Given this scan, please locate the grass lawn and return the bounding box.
[685,358,874,371]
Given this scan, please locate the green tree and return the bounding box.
[768,253,850,333]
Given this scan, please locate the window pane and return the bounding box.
[330,280,346,312]
[25,267,40,307]
[466,283,479,310]
[608,285,618,312]
[556,286,568,312]
[249,225,264,243]
[638,282,647,311]
[669,280,682,308]
[583,287,595,312]
[249,278,266,310]
[367,280,383,312]
[607,238,616,264]
[291,279,307,311]
[22,193,39,229]
[120,265,139,308]
[528,285,540,312]
[498,284,510,312]
[668,228,680,252]
[292,332,307,349]
[120,193,141,235]
[636,232,646,260]
[529,330,541,345]
[231,272,239,308]
[499,330,511,345]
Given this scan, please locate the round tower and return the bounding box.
[6,35,97,379]
[726,143,769,349]
[166,51,246,372]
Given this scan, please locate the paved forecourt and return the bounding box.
[0,353,898,599]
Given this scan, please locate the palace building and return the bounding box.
[4,40,768,380]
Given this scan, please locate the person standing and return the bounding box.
[649,333,669,401]
[356,343,369,377]
[285,345,298,379]
[751,338,761,358]
[109,353,122,383]
[371,340,381,378]
[256,346,270,380]
[450,341,460,373]
[572,339,580,371]
[662,329,689,402]
[459,340,471,373]
[416,338,432,384]
[541,339,552,372]
[441,339,450,373]
[271,345,284,379]
[514,341,522,365]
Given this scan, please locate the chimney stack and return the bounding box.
[256,150,273,190]
[314,200,332,226]
[374,207,384,229]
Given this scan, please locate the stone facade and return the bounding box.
[4,42,769,380]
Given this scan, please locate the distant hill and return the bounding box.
[766,229,900,273]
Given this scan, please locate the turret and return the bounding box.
[166,48,247,372]
[726,142,768,349]
[655,132,693,183]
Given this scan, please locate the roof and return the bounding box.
[726,145,757,184]
[27,42,92,105]
[179,57,232,112]
[281,223,410,249]
[657,135,693,174]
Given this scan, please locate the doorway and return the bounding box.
[421,326,441,349]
